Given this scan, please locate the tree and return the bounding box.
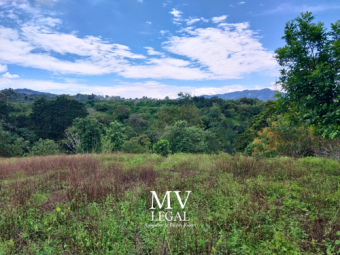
[124,134,151,154]
[275,12,340,138]
[72,117,102,153]
[161,120,219,154]
[27,138,60,156]
[102,121,127,152]
[153,140,171,157]
[252,115,317,158]
[0,121,29,157]
[31,96,88,140]
[234,101,276,151]
[156,104,203,128]
[127,114,148,136]
[113,105,131,122]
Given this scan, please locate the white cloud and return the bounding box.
[119,57,211,80]
[163,23,278,79]
[2,72,19,79]
[146,21,151,24]
[265,3,340,14]
[212,15,227,23]
[160,30,168,35]
[238,2,246,5]
[0,2,278,81]
[185,17,200,25]
[137,0,143,2]
[0,25,145,75]
[169,8,182,18]
[169,8,182,25]
[0,65,7,73]
[201,17,209,22]
[144,47,165,56]
[0,77,263,99]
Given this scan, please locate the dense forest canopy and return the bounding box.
[0,88,269,157]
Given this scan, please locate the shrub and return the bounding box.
[123,135,151,154]
[102,121,127,153]
[72,117,103,153]
[153,139,171,157]
[28,138,60,156]
[161,120,219,154]
[252,115,317,158]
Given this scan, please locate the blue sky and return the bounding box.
[0,0,339,98]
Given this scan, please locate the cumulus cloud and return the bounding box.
[238,2,246,4]
[163,23,278,79]
[0,65,7,73]
[212,15,227,23]
[0,25,145,75]
[0,77,262,99]
[2,72,19,78]
[0,1,278,81]
[146,21,151,24]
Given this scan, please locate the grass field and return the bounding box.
[0,153,340,254]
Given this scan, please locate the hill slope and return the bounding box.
[14,88,56,95]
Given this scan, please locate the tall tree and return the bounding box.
[275,12,340,138]
[31,95,88,140]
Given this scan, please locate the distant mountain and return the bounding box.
[14,88,56,95]
[202,88,284,102]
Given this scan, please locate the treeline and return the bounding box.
[0,89,269,157]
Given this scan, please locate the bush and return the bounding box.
[28,138,60,156]
[102,121,127,153]
[153,139,171,157]
[0,122,29,157]
[123,135,151,154]
[161,120,219,154]
[252,115,317,158]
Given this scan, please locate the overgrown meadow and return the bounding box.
[0,153,339,254]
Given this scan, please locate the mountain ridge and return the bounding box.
[12,88,284,101]
[202,88,284,101]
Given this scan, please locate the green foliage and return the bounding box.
[31,96,88,141]
[72,117,103,153]
[275,12,340,138]
[102,121,127,152]
[0,154,340,253]
[27,138,60,156]
[123,134,151,153]
[153,139,171,157]
[156,104,203,128]
[127,114,148,136]
[113,105,131,122]
[161,120,219,154]
[0,121,29,157]
[1,87,271,157]
[252,115,317,158]
[234,101,276,151]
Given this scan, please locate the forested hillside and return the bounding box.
[0,88,269,157]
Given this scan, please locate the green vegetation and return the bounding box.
[0,154,339,254]
[0,12,340,254]
[0,88,267,157]
[275,12,340,138]
[152,140,171,157]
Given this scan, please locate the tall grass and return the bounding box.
[0,153,339,254]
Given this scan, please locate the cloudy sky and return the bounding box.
[0,0,339,98]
